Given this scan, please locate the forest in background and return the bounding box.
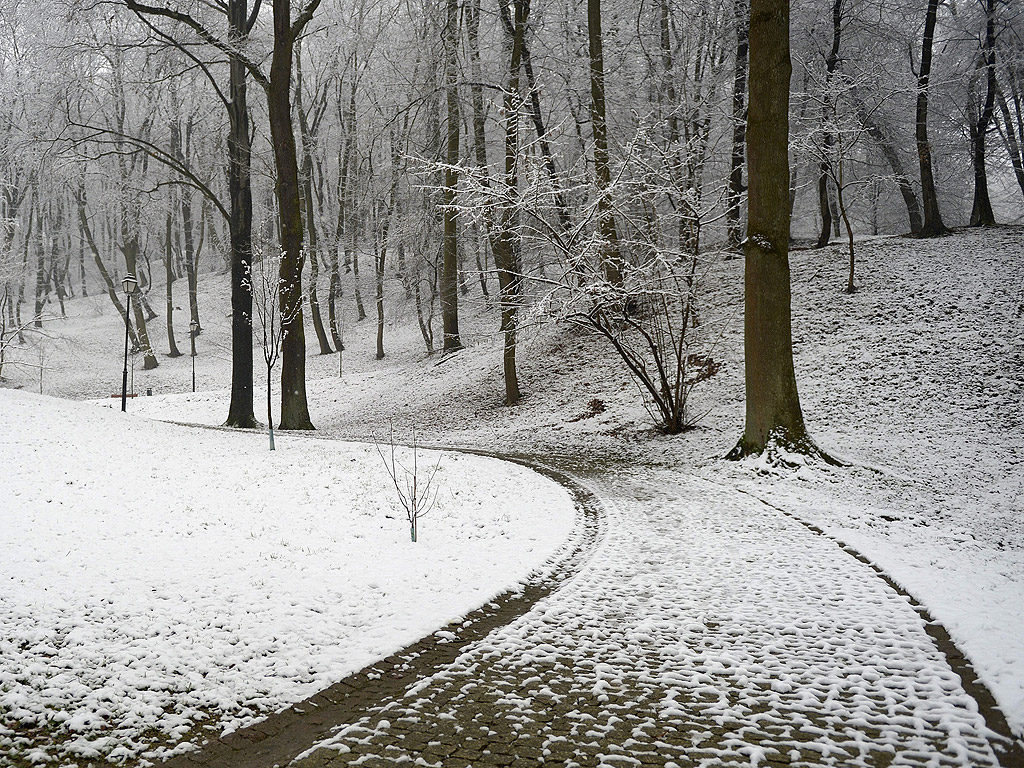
[1,0,1022,443]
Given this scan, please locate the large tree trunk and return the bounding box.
[492,0,528,406]
[223,0,258,428]
[916,0,949,237]
[588,0,624,285]
[729,0,819,459]
[969,0,997,227]
[440,0,462,353]
[267,0,315,430]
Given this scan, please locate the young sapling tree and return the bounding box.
[249,240,295,450]
[375,424,442,543]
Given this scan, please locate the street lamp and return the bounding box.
[189,320,199,393]
[120,273,138,412]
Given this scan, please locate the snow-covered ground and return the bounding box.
[0,391,575,764]
[1,226,1022,758]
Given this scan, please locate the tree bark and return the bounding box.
[440,0,462,353]
[164,209,182,357]
[493,0,528,406]
[916,0,949,237]
[969,0,997,227]
[223,0,258,428]
[588,0,624,285]
[729,0,818,459]
[373,207,389,360]
[267,0,315,430]
[815,172,833,248]
[181,189,201,333]
[296,43,334,355]
[727,0,749,249]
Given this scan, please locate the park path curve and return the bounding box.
[160,437,1020,768]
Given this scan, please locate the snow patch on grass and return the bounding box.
[0,390,575,764]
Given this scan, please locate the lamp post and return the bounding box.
[189,320,198,393]
[120,273,138,412]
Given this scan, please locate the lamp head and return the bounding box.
[122,274,139,295]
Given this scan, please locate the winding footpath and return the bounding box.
[163,450,1023,768]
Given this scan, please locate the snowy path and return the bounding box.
[284,464,1008,768]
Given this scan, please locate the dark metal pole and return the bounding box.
[121,293,132,412]
[191,331,196,393]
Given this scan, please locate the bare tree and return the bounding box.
[295,35,335,356]
[727,0,750,249]
[439,0,462,353]
[248,233,297,450]
[491,0,529,405]
[123,0,262,427]
[968,0,998,227]
[915,0,950,237]
[376,424,442,543]
[265,0,320,429]
[588,0,624,285]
